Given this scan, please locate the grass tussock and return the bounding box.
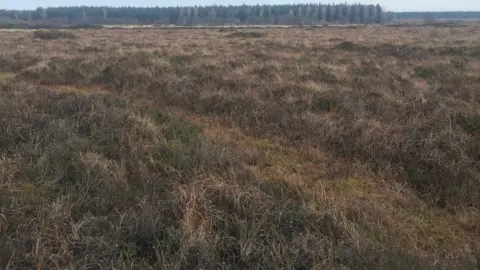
[226,31,266,38]
[66,24,104,30]
[0,53,40,73]
[335,40,367,51]
[33,30,77,40]
[0,26,480,268]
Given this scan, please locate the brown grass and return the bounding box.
[0,26,479,269]
[33,30,77,40]
[39,84,108,94]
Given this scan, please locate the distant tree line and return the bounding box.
[0,4,388,25]
[2,6,478,26]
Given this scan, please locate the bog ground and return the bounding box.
[0,26,479,269]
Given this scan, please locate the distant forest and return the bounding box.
[0,5,387,25]
[0,5,479,26]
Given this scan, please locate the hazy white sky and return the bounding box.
[1,0,479,12]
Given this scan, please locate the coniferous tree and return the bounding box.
[237,6,248,23]
[359,5,367,24]
[376,4,384,23]
[334,4,341,22]
[312,5,319,22]
[38,7,47,20]
[305,5,312,18]
[265,6,272,20]
[208,7,216,23]
[318,5,326,22]
[102,7,107,19]
[340,4,350,24]
[326,4,332,22]
[367,5,377,23]
[349,4,358,24]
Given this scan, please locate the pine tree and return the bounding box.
[193,6,198,18]
[39,7,47,20]
[296,6,303,24]
[312,6,319,22]
[349,5,356,23]
[359,5,368,24]
[288,8,294,17]
[368,5,377,24]
[334,4,341,22]
[343,5,351,24]
[305,5,312,18]
[318,5,325,22]
[238,6,248,23]
[326,4,332,22]
[266,6,272,19]
[208,7,216,23]
[102,8,107,19]
[376,4,384,23]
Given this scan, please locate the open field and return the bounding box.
[392,18,480,24]
[0,26,479,269]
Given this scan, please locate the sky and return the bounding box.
[1,0,479,12]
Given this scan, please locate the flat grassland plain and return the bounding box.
[0,26,479,269]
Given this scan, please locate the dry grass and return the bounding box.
[32,30,77,40]
[0,26,479,269]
